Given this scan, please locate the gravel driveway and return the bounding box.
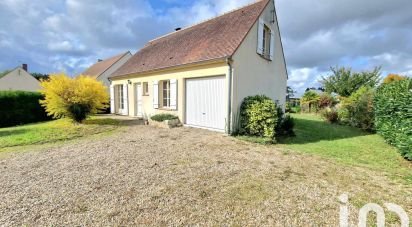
[0,124,411,226]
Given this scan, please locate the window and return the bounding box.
[143,82,149,96]
[118,85,124,109]
[262,24,271,58]
[162,80,170,108]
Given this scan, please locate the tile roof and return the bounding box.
[82,51,130,78]
[111,0,269,78]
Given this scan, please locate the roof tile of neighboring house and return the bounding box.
[82,52,130,78]
[111,0,269,78]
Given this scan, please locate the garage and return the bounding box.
[185,76,226,131]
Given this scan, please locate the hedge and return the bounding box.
[0,91,51,127]
[239,95,279,142]
[374,78,412,160]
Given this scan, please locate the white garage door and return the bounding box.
[185,76,226,131]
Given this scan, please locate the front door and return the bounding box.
[136,83,143,117]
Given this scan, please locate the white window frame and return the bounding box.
[262,24,271,59]
[143,82,149,96]
[162,80,171,108]
[118,85,124,109]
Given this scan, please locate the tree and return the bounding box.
[40,73,109,123]
[321,66,381,97]
[301,90,320,112]
[382,74,407,84]
[32,73,50,81]
[286,86,295,99]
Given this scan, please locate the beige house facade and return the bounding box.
[109,0,287,133]
[0,65,41,92]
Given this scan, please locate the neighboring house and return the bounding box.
[82,51,132,88]
[109,0,288,133]
[0,64,41,92]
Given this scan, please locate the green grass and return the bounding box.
[238,114,412,184]
[279,114,412,183]
[0,117,123,149]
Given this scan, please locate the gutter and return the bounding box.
[226,57,233,134]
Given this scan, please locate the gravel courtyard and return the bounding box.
[0,124,411,226]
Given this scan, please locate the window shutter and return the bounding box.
[270,29,275,60]
[110,85,115,114]
[170,79,177,110]
[257,18,264,55]
[153,81,159,109]
[123,83,128,115]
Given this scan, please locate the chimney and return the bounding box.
[22,64,28,72]
[97,59,103,62]
[175,27,181,31]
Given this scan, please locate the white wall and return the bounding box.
[231,0,288,131]
[0,67,41,92]
[99,53,132,88]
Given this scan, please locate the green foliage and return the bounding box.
[31,73,50,81]
[340,87,375,131]
[0,91,51,127]
[320,107,339,123]
[40,73,109,123]
[321,66,381,97]
[318,93,337,109]
[277,114,295,136]
[150,113,178,122]
[301,90,320,113]
[374,78,412,160]
[239,95,278,142]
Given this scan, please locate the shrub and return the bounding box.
[382,74,407,84]
[340,87,375,131]
[40,74,109,123]
[320,107,339,124]
[277,113,295,136]
[318,93,337,109]
[374,78,412,160]
[150,113,178,122]
[290,106,301,113]
[239,95,278,142]
[0,91,51,127]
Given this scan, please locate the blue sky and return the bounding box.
[1,0,411,95]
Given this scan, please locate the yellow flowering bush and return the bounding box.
[40,73,109,122]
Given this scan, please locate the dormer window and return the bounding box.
[257,18,275,61]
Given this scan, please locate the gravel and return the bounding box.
[0,124,411,226]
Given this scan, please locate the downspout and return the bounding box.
[226,57,233,134]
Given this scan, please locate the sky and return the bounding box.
[1,0,411,95]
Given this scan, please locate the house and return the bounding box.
[82,51,132,88]
[0,64,41,92]
[109,0,288,133]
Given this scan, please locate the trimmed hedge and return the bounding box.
[374,79,412,160]
[239,95,279,142]
[150,113,178,122]
[0,91,51,127]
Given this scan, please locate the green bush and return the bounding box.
[277,113,295,136]
[374,79,412,160]
[68,103,91,123]
[320,108,339,124]
[340,87,375,131]
[151,113,178,122]
[239,95,278,142]
[318,93,337,109]
[0,91,51,127]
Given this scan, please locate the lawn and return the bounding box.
[278,114,412,184]
[0,117,123,149]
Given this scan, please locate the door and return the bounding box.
[135,83,143,117]
[185,76,226,131]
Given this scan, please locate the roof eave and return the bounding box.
[109,57,229,80]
